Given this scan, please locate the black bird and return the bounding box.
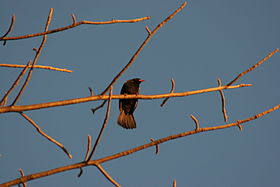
[117,78,144,129]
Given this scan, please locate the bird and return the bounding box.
[117,78,144,129]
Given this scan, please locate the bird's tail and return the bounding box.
[117,110,136,129]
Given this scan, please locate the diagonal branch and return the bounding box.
[0,84,251,113]
[227,48,279,86]
[95,164,121,187]
[91,2,187,115]
[19,112,72,159]
[0,16,150,41]
[0,61,32,106]
[11,8,53,106]
[2,103,279,186]
[0,63,72,73]
[86,87,113,162]
[100,2,187,95]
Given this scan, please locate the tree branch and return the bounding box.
[19,112,72,159]
[0,63,72,73]
[11,8,53,106]
[0,84,251,113]
[0,61,32,106]
[0,16,150,41]
[226,48,279,86]
[217,78,229,122]
[2,103,279,186]
[86,87,113,162]
[95,164,121,187]
[0,15,15,45]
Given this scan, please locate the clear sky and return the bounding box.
[1,0,280,186]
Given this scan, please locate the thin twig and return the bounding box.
[160,78,175,107]
[78,135,92,177]
[91,101,107,115]
[0,61,32,106]
[150,138,160,155]
[236,121,243,131]
[86,87,113,162]
[173,179,176,187]
[95,164,121,187]
[19,112,72,159]
[71,14,76,24]
[88,87,94,96]
[227,48,279,86]
[145,26,151,35]
[3,103,279,186]
[11,8,53,106]
[0,84,252,114]
[217,78,229,122]
[1,14,15,45]
[0,17,150,41]
[100,2,187,96]
[18,168,26,187]
[190,114,199,130]
[0,64,72,73]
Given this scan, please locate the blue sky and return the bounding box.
[1,0,280,186]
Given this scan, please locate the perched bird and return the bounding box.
[117,78,144,129]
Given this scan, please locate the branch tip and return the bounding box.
[71,14,76,24]
[1,14,16,45]
[145,26,151,35]
[190,114,200,130]
[160,78,175,107]
[150,138,160,155]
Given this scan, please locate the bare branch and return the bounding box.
[91,100,107,114]
[78,135,92,177]
[0,64,72,73]
[145,26,151,35]
[0,61,32,106]
[18,168,26,187]
[96,164,121,187]
[71,14,76,24]
[11,8,53,106]
[0,14,15,45]
[0,16,150,41]
[150,138,160,155]
[88,87,95,96]
[190,114,199,130]
[86,87,113,162]
[160,78,175,107]
[3,103,279,186]
[100,2,187,95]
[217,78,229,122]
[0,84,251,114]
[173,179,177,187]
[19,112,72,159]
[227,48,279,86]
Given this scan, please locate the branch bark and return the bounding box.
[2,103,279,186]
[0,84,251,113]
[0,16,150,41]
[0,64,72,73]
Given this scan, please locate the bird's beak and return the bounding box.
[139,79,145,82]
